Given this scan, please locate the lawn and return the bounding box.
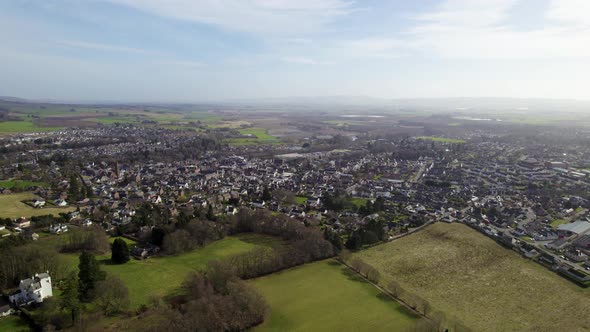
[550,219,569,228]
[0,193,74,219]
[295,196,308,204]
[416,136,466,144]
[356,223,590,332]
[0,179,47,190]
[45,233,281,309]
[250,260,418,331]
[349,197,369,208]
[0,315,30,331]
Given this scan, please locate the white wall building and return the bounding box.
[9,273,53,306]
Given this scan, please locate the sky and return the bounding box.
[1,0,589,102]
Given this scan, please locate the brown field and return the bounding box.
[356,223,590,332]
[38,115,100,128]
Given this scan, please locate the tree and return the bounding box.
[60,272,81,325]
[345,231,362,250]
[151,227,166,246]
[111,238,130,264]
[78,251,106,301]
[95,275,130,315]
[261,186,272,202]
[387,281,404,298]
[68,175,80,201]
[206,204,216,221]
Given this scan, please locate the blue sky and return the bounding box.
[1,0,589,102]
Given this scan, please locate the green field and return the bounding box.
[0,180,47,190]
[416,136,466,143]
[36,233,280,309]
[0,315,30,331]
[349,197,369,208]
[0,193,74,219]
[250,260,418,331]
[0,101,228,134]
[295,196,308,204]
[0,119,61,133]
[227,127,282,145]
[550,219,569,228]
[356,223,590,332]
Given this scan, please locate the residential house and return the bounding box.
[9,273,53,306]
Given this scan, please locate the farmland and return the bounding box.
[356,223,590,332]
[416,136,466,143]
[250,260,418,331]
[0,101,226,134]
[0,193,74,219]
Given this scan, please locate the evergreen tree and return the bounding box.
[151,227,166,246]
[206,204,216,221]
[60,272,81,325]
[69,175,79,201]
[111,238,130,264]
[261,186,272,202]
[78,251,106,301]
[345,231,362,250]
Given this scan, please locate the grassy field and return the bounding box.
[356,223,590,332]
[550,219,569,228]
[250,260,418,331]
[416,136,466,144]
[35,233,281,309]
[349,197,369,208]
[0,179,47,190]
[0,100,228,134]
[295,196,308,204]
[0,193,74,218]
[99,234,276,308]
[227,127,282,145]
[0,315,30,331]
[0,119,61,133]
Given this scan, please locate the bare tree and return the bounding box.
[387,281,404,298]
[95,275,130,315]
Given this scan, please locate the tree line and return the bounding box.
[338,251,471,332]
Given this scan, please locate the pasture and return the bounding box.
[416,136,466,143]
[250,260,418,331]
[0,193,74,219]
[356,223,590,332]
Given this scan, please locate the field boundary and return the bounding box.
[336,258,430,322]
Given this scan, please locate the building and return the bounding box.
[8,273,53,306]
[557,221,590,237]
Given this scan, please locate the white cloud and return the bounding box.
[58,40,151,54]
[153,59,206,67]
[280,56,332,65]
[362,0,590,59]
[108,0,355,36]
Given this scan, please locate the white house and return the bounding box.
[53,199,68,207]
[48,223,68,234]
[9,273,53,306]
[32,199,46,208]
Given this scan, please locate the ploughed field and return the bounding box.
[250,259,418,331]
[356,222,590,332]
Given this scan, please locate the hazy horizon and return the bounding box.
[1,0,590,102]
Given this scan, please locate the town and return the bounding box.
[1,98,590,331]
